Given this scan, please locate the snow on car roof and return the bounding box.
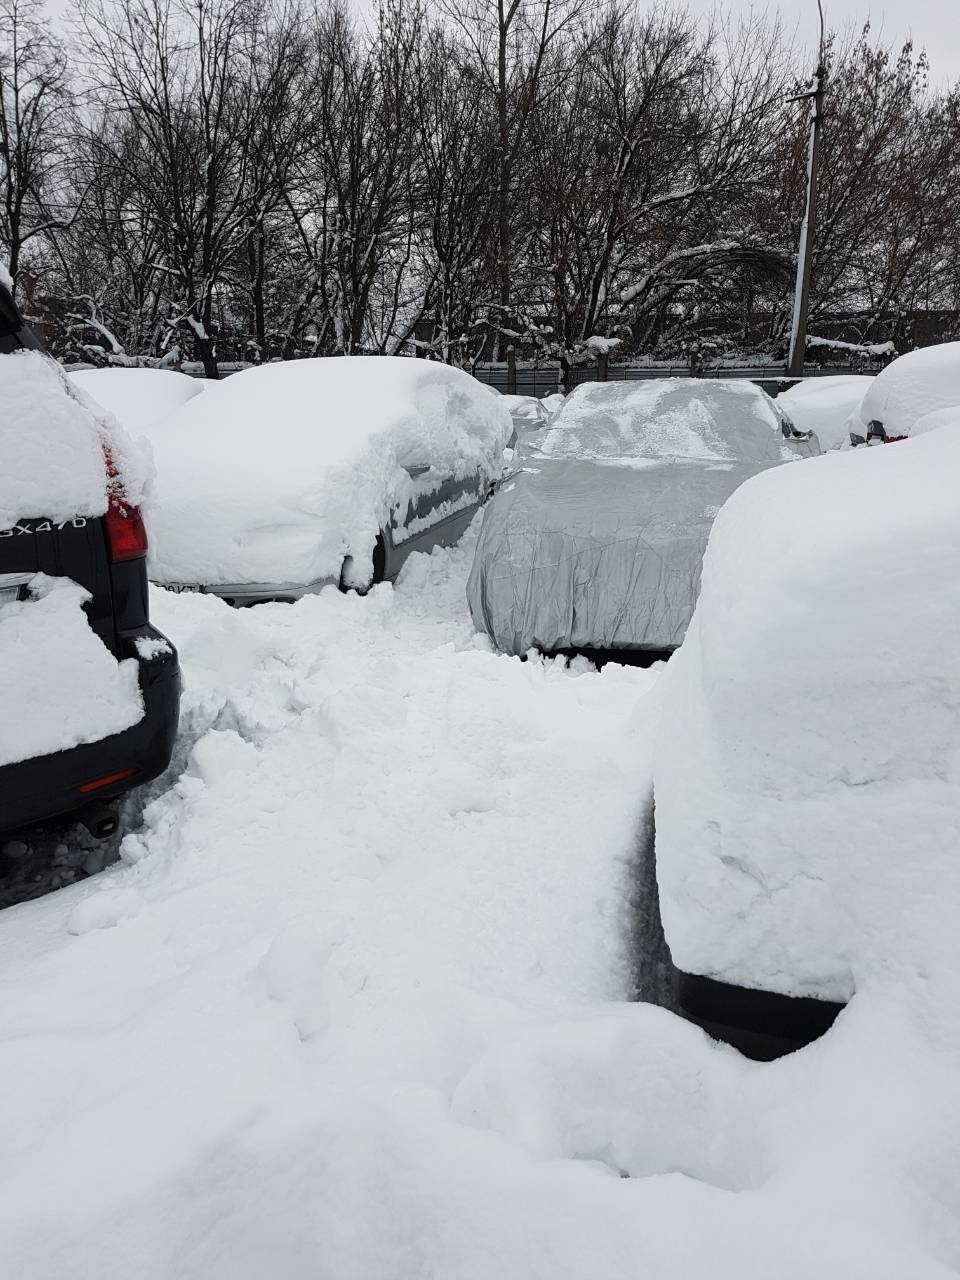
[0,350,151,528]
[856,342,960,438]
[145,356,511,587]
[538,378,789,466]
[70,367,205,433]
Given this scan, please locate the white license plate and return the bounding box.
[164,583,202,594]
[0,572,33,606]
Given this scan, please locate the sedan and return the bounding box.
[142,357,512,605]
[466,378,819,655]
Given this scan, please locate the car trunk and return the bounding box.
[0,512,119,656]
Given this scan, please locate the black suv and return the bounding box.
[0,280,180,836]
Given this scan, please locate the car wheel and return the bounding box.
[339,533,387,594]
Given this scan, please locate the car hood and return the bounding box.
[466,456,779,653]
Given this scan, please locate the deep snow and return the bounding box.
[1,530,958,1278]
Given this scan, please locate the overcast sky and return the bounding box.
[49,0,960,84]
[710,0,960,83]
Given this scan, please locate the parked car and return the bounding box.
[0,276,180,837]
[466,378,819,656]
[848,342,960,445]
[654,416,960,1057]
[498,393,559,444]
[70,366,205,432]
[143,357,512,605]
[777,375,873,450]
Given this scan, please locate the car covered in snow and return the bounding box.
[776,374,873,450]
[144,357,513,605]
[654,414,960,1057]
[0,277,180,836]
[466,378,819,656]
[848,342,960,445]
[69,366,205,432]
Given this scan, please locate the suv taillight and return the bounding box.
[104,493,148,561]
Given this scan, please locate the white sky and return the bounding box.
[47,0,960,84]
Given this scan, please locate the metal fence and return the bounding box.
[471,362,873,399]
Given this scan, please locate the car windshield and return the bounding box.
[534,378,788,466]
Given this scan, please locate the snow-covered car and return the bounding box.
[144,357,512,605]
[498,393,560,442]
[466,378,819,655]
[69,367,205,432]
[0,278,180,836]
[777,375,873,450]
[654,414,960,1057]
[849,341,960,445]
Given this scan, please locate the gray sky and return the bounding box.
[49,0,960,84]
[708,0,960,84]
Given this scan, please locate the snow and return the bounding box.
[0,349,153,528]
[655,425,960,1007]
[778,375,873,449]
[0,260,12,293]
[854,341,960,438]
[0,575,143,766]
[69,367,205,433]
[143,356,511,587]
[1,528,960,1275]
[585,335,622,355]
[540,378,791,466]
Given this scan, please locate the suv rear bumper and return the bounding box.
[0,627,181,834]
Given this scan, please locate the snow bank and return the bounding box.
[145,356,511,586]
[0,575,143,766]
[655,427,960,1003]
[0,350,152,528]
[854,341,960,438]
[69,367,204,433]
[0,534,959,1276]
[778,375,872,449]
[541,378,791,466]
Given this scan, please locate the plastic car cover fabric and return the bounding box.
[466,457,775,653]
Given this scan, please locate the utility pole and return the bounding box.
[786,61,826,378]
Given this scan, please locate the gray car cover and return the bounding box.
[466,379,816,654]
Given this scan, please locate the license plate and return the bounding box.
[0,572,33,606]
[163,583,202,594]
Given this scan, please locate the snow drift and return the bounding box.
[143,356,512,588]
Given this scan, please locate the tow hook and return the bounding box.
[76,801,120,840]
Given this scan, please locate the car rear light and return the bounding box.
[79,768,136,793]
[104,493,148,561]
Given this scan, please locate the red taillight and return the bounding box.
[79,768,136,793]
[104,493,148,561]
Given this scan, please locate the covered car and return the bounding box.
[69,367,205,432]
[849,341,960,444]
[466,378,818,655]
[143,357,512,605]
[655,413,960,1056]
[777,375,872,450]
